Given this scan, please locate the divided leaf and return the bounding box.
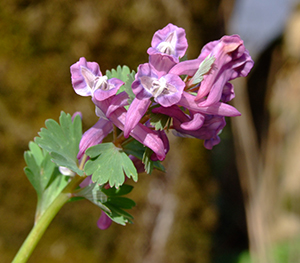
[84,143,138,188]
[150,113,172,131]
[103,184,136,225]
[77,183,135,226]
[101,184,133,196]
[35,111,83,176]
[106,65,136,104]
[75,183,110,213]
[24,142,69,221]
[142,147,154,175]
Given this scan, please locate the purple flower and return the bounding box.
[70,57,124,98]
[147,23,188,63]
[79,176,93,188]
[70,56,167,161]
[179,92,241,117]
[77,118,113,160]
[71,111,83,121]
[124,62,185,137]
[150,129,170,161]
[129,155,145,173]
[169,35,254,107]
[92,96,167,161]
[153,106,226,149]
[195,35,253,106]
[70,58,129,158]
[221,82,235,103]
[97,211,112,230]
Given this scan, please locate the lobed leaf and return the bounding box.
[34,111,83,176]
[84,143,138,188]
[142,147,154,174]
[106,65,136,105]
[24,141,69,221]
[76,183,136,226]
[101,184,133,196]
[150,113,172,131]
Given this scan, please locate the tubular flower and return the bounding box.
[69,23,254,231]
[71,56,167,161]
[152,106,226,149]
[70,57,124,98]
[93,96,167,161]
[170,35,254,107]
[97,211,112,230]
[195,35,254,106]
[124,62,185,137]
[147,23,188,63]
[77,118,113,160]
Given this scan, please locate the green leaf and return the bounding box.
[106,65,136,105]
[24,142,53,196]
[122,139,165,173]
[180,54,188,62]
[104,202,134,225]
[75,183,110,213]
[150,113,172,131]
[189,54,215,85]
[108,197,136,209]
[101,184,133,196]
[76,183,136,226]
[84,143,138,188]
[35,111,83,176]
[24,142,69,220]
[122,69,136,105]
[142,147,154,174]
[36,167,69,220]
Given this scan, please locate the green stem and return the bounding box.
[12,175,84,263]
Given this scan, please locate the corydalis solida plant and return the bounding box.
[14,24,253,263]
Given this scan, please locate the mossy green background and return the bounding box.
[0,1,248,262]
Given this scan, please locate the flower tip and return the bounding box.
[123,123,131,138]
[97,212,112,230]
[72,111,82,121]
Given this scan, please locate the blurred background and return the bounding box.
[1,0,300,262]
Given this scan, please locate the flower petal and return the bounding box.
[196,35,254,105]
[92,99,166,161]
[179,92,241,117]
[70,57,101,97]
[154,74,185,107]
[77,118,113,159]
[93,78,124,101]
[148,53,177,78]
[106,92,129,117]
[148,23,188,62]
[124,98,151,138]
[97,211,112,230]
[180,112,205,131]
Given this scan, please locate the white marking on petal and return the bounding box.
[81,66,97,91]
[94,76,109,91]
[140,76,177,98]
[81,66,113,96]
[156,31,177,56]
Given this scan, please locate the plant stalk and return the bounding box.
[12,175,84,263]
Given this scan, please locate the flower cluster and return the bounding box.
[70,23,253,229]
[71,23,253,154]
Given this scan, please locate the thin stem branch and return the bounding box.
[11,175,85,263]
